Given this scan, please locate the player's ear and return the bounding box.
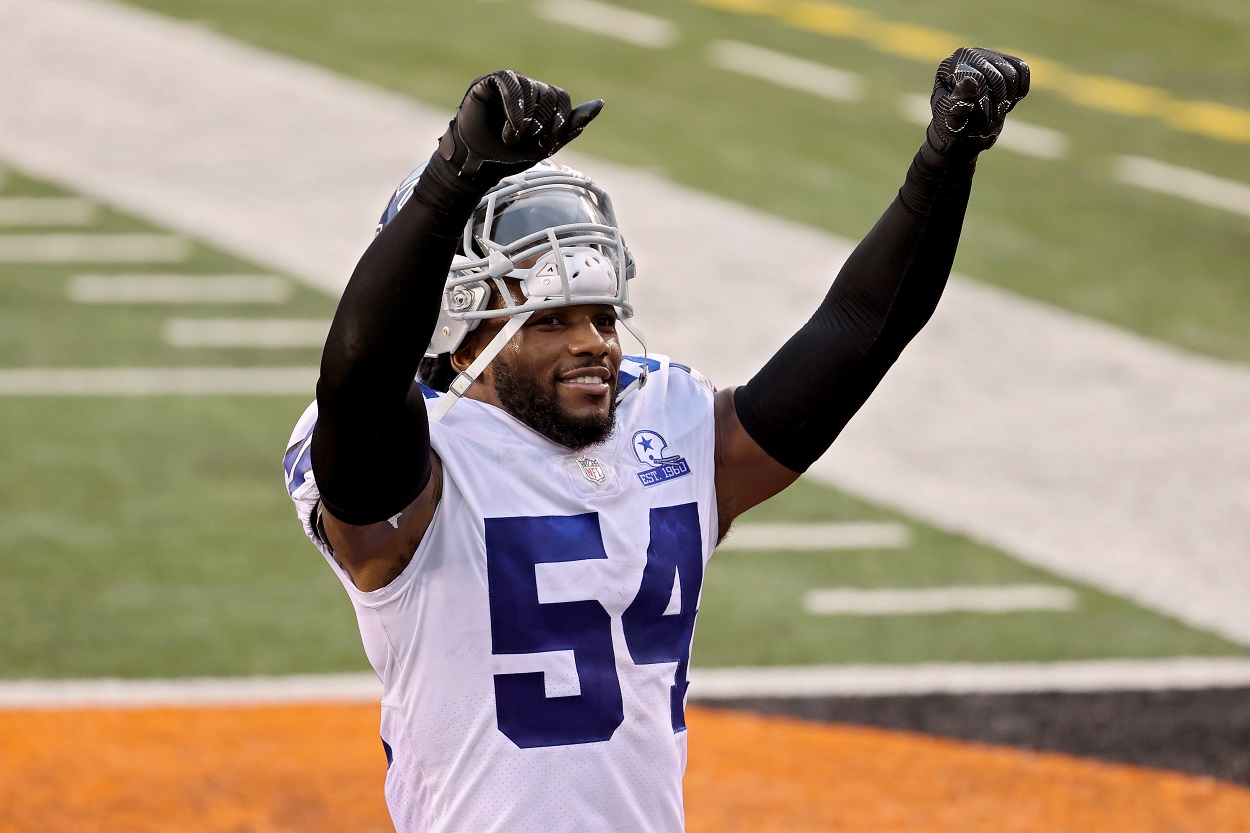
[450,342,476,373]
[450,320,497,373]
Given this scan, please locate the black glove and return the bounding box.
[928,47,1030,157]
[436,70,603,188]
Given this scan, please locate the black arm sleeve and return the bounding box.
[311,157,485,525]
[733,140,977,473]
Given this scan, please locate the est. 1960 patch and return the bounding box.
[632,429,691,487]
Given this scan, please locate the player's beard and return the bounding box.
[493,355,617,451]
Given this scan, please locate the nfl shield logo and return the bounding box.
[577,456,607,484]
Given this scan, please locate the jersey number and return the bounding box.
[484,504,703,749]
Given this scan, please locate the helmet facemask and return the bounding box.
[418,162,646,420]
[426,166,635,357]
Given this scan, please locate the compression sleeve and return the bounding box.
[732,140,977,473]
[311,156,485,525]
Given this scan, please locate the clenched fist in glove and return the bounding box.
[928,48,1030,157]
[437,70,603,188]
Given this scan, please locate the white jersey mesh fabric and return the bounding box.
[284,355,718,833]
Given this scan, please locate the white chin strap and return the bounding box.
[430,311,532,423]
[429,311,649,423]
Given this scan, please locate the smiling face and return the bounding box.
[453,302,623,450]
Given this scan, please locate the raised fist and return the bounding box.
[929,48,1030,156]
[437,70,603,186]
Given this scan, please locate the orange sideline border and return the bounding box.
[2,704,1248,832]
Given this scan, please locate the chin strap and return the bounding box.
[616,318,649,403]
[430,311,533,422]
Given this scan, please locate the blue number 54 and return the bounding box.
[484,503,704,748]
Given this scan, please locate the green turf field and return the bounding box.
[4,1,1249,680]
[706,480,1247,666]
[117,0,1250,363]
[1,170,1245,680]
[0,173,331,370]
[0,169,357,678]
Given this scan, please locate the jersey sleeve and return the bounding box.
[284,395,444,605]
[668,360,716,397]
[619,353,718,507]
[618,354,716,404]
[282,400,334,563]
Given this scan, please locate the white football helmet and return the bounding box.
[376,159,646,419]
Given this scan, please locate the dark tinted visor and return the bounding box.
[473,186,611,248]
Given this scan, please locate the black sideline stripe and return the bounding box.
[708,689,1250,785]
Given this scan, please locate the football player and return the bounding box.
[285,50,1028,833]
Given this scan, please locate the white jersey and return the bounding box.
[284,355,718,833]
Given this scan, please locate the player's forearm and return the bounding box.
[311,71,603,525]
[835,140,975,353]
[312,154,485,525]
[316,67,602,415]
[731,45,1028,473]
[318,158,482,408]
[731,140,974,473]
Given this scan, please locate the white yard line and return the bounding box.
[0,674,381,710]
[719,522,910,550]
[5,657,1250,709]
[997,121,1068,160]
[0,196,96,226]
[0,367,318,396]
[163,318,329,348]
[1115,155,1250,218]
[0,233,189,262]
[534,0,678,49]
[901,94,1067,160]
[689,657,1250,698]
[707,40,861,102]
[802,585,1076,616]
[4,0,1250,646]
[69,274,290,304]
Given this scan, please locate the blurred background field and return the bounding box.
[2,0,1248,684]
[0,0,1245,680]
[121,0,1250,361]
[5,3,1250,830]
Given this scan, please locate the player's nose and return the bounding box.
[567,317,611,357]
